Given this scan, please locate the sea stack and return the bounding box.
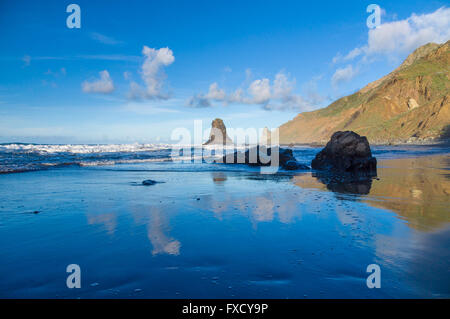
[204,118,233,145]
[259,127,272,145]
[311,131,377,174]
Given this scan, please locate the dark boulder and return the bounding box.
[220,146,309,171]
[311,131,377,174]
[142,180,164,186]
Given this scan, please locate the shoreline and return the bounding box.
[282,140,450,147]
[1,144,449,175]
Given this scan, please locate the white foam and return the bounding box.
[0,143,173,154]
[0,143,250,154]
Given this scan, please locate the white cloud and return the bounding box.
[228,88,245,103]
[245,68,252,82]
[263,94,312,111]
[273,72,294,99]
[344,47,363,61]
[331,65,358,88]
[82,70,115,94]
[129,46,175,99]
[303,75,327,105]
[366,7,449,56]
[206,82,226,100]
[248,78,271,104]
[188,71,320,111]
[338,7,450,63]
[75,54,140,62]
[22,55,31,67]
[187,95,212,108]
[44,68,66,77]
[330,7,449,89]
[187,82,226,108]
[90,32,124,45]
[128,81,142,99]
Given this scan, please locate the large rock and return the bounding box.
[204,118,233,145]
[220,146,309,171]
[311,131,377,174]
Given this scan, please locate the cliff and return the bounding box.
[279,41,450,144]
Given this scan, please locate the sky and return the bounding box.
[0,0,449,144]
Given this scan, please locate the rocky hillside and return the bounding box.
[279,41,450,144]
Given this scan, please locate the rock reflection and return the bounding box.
[365,155,450,231]
[237,173,294,183]
[312,172,374,195]
[212,172,227,184]
[294,155,450,231]
[201,187,305,224]
[203,171,305,223]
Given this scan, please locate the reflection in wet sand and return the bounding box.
[3,145,450,298]
[86,205,181,256]
[212,172,227,184]
[200,184,306,225]
[87,213,117,235]
[294,155,450,231]
[147,208,181,256]
[367,155,449,231]
[85,201,120,235]
[312,172,373,195]
[127,205,181,256]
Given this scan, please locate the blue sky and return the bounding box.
[0,0,449,143]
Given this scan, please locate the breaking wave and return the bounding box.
[0,143,244,174]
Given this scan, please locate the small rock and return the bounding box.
[284,160,303,170]
[142,179,164,186]
[408,98,419,110]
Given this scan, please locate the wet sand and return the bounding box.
[0,154,449,298]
